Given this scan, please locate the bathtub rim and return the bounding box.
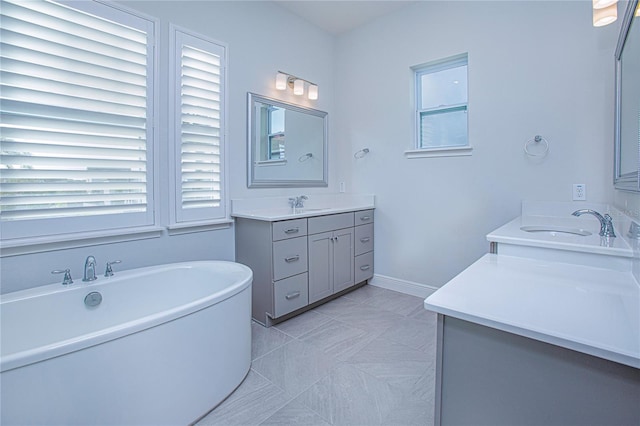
[1,260,252,373]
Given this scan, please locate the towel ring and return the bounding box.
[354,148,370,159]
[524,135,549,158]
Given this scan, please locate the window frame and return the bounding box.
[406,53,472,159]
[0,0,161,244]
[168,23,229,228]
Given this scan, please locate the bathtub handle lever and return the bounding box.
[104,260,122,277]
[52,269,73,285]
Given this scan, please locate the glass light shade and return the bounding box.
[308,84,318,100]
[593,3,617,26]
[592,0,616,9]
[275,72,287,90]
[293,79,304,95]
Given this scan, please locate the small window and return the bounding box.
[410,53,470,157]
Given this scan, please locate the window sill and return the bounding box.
[1,226,164,257]
[404,146,473,159]
[255,159,287,167]
[167,219,233,236]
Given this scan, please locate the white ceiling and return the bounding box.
[273,1,417,35]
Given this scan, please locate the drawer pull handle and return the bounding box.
[284,228,299,234]
[360,237,370,243]
[285,255,300,263]
[360,216,371,221]
[285,291,301,300]
[359,265,371,271]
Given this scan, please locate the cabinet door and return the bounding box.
[308,231,333,303]
[333,228,355,293]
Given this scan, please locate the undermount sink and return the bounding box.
[520,225,592,237]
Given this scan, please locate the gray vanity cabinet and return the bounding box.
[235,216,309,326]
[235,209,373,326]
[308,228,355,303]
[354,210,374,283]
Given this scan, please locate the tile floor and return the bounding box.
[197,285,437,426]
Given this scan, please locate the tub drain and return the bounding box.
[84,291,102,307]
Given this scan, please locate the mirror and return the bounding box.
[247,93,328,187]
[614,0,640,191]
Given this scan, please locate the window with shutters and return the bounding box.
[0,0,156,240]
[406,53,472,159]
[170,25,227,224]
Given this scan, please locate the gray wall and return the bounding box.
[334,0,630,289]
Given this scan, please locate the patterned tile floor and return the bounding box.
[197,285,437,426]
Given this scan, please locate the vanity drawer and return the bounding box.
[355,251,374,283]
[273,273,309,317]
[355,209,374,225]
[355,223,374,256]
[273,218,308,241]
[273,236,308,281]
[308,212,354,235]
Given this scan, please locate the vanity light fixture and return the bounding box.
[593,0,618,27]
[275,71,319,100]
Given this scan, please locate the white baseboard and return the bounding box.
[369,273,439,298]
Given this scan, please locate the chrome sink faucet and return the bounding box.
[288,195,308,209]
[83,255,98,282]
[572,209,616,238]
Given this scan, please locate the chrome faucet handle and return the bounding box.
[52,269,73,285]
[602,214,616,238]
[104,260,122,277]
[296,195,308,208]
[288,197,297,208]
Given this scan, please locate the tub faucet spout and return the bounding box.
[571,209,616,238]
[83,255,97,282]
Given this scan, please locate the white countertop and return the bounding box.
[231,205,374,221]
[231,194,375,222]
[487,216,633,258]
[424,254,640,369]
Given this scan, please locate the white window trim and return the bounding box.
[0,1,161,248]
[410,53,470,157]
[404,145,473,159]
[1,225,164,257]
[168,23,229,227]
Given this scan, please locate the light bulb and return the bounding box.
[592,0,616,9]
[275,72,287,90]
[593,2,617,26]
[293,79,304,96]
[308,84,318,100]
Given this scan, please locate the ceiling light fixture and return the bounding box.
[275,71,319,100]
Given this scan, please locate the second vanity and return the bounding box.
[425,202,640,425]
[232,195,375,326]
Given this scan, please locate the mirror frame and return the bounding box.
[247,92,328,188]
[614,0,640,191]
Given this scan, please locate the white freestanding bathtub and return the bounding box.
[0,260,253,426]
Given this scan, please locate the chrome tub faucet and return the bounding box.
[572,209,616,238]
[83,255,98,282]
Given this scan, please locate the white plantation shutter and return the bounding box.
[0,0,155,239]
[172,27,226,223]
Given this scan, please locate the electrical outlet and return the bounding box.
[339,182,346,193]
[573,184,586,201]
